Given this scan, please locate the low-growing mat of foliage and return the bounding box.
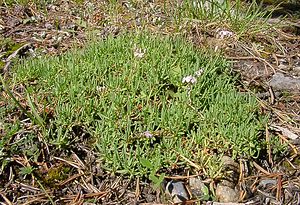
[2,33,267,179]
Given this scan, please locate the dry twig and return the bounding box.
[2,43,31,74]
[252,161,270,175]
[0,191,13,205]
[57,173,84,187]
[266,124,273,166]
[278,134,298,155]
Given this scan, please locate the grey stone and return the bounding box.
[189,177,207,198]
[222,156,239,170]
[165,180,189,203]
[292,66,300,76]
[258,179,277,189]
[221,156,240,187]
[270,73,300,92]
[216,184,239,203]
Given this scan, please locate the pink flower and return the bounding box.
[216,29,234,39]
[143,131,153,138]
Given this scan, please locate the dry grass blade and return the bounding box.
[238,160,249,201]
[271,124,299,140]
[36,180,55,205]
[276,174,282,201]
[252,161,270,175]
[251,90,295,124]
[57,173,84,187]
[53,156,82,170]
[20,196,48,205]
[278,134,298,155]
[135,177,140,201]
[268,87,275,105]
[118,178,132,199]
[82,180,101,193]
[273,27,300,40]
[2,43,31,74]
[0,191,13,205]
[234,41,277,73]
[176,152,201,170]
[16,181,42,193]
[62,191,108,201]
[72,152,86,170]
[71,192,83,205]
[84,192,108,198]
[266,124,273,166]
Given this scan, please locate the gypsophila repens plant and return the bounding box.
[8,33,267,178]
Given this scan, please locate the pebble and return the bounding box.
[189,177,207,198]
[292,66,300,76]
[165,180,189,203]
[216,184,239,203]
[270,73,300,92]
[222,156,239,170]
[221,156,240,187]
[258,179,277,189]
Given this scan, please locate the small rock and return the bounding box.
[293,66,300,76]
[258,179,277,189]
[222,156,239,170]
[165,180,189,203]
[221,156,240,186]
[189,177,207,198]
[270,73,300,92]
[216,184,239,203]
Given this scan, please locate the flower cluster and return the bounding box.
[133,45,146,58]
[216,29,234,39]
[96,85,107,93]
[143,131,153,138]
[182,75,197,84]
[182,68,204,85]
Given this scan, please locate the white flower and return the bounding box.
[133,46,146,58]
[195,69,204,77]
[182,75,197,84]
[96,86,106,93]
[216,29,234,39]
